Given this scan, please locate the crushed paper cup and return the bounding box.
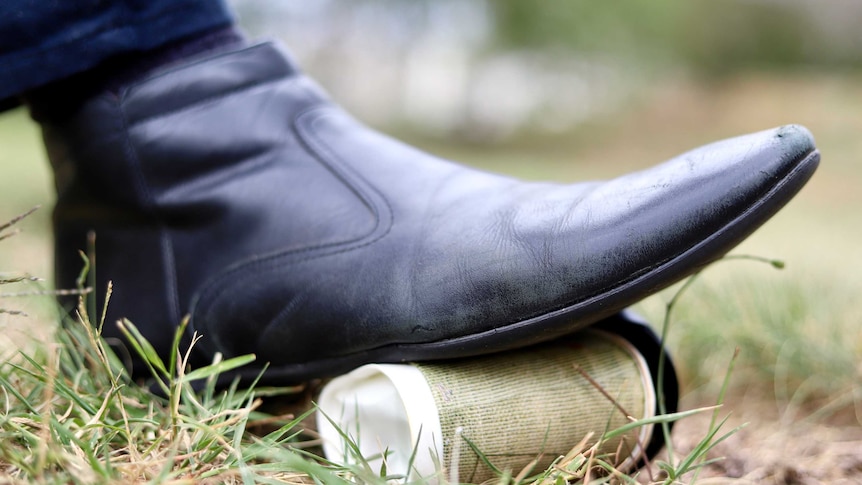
[317,329,661,483]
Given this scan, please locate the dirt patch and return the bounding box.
[643,395,862,484]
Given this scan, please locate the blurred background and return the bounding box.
[1,0,861,478]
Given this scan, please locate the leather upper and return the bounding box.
[45,42,818,379]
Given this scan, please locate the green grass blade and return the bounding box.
[181,354,256,383]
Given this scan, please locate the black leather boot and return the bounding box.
[42,42,819,383]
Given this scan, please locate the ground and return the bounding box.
[661,394,862,484]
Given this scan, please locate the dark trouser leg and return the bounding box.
[0,0,236,111]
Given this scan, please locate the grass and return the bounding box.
[0,221,737,484]
[0,206,747,483]
[0,218,320,483]
[639,267,862,407]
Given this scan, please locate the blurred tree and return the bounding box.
[227,0,862,137]
[490,0,862,75]
[676,2,812,75]
[491,1,686,61]
[232,0,862,74]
